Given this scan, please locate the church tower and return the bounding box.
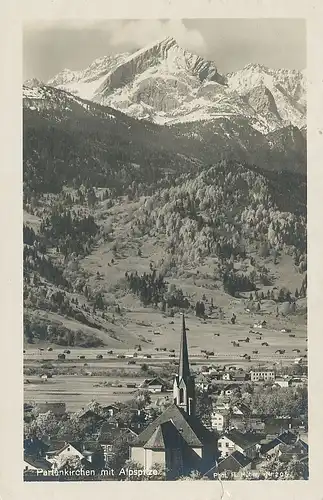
[173,315,196,416]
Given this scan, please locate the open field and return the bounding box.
[24,319,307,412]
[24,375,162,412]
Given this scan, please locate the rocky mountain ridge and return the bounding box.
[43,36,306,134]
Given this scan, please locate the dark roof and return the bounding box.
[220,430,264,450]
[260,431,298,454]
[36,402,66,414]
[132,404,216,449]
[102,404,119,410]
[195,374,209,382]
[263,417,293,435]
[77,409,103,421]
[278,441,308,458]
[144,421,184,450]
[99,425,137,444]
[143,378,165,386]
[24,455,52,470]
[218,451,252,472]
[82,441,103,453]
[24,437,49,456]
[235,403,251,415]
[277,430,298,445]
[223,384,240,391]
[260,438,281,454]
[46,440,83,454]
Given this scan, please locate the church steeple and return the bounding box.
[173,315,196,416]
[179,314,190,380]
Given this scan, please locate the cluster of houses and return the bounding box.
[24,318,308,480]
[195,367,307,393]
[24,402,147,477]
[24,398,308,480]
[205,429,308,478]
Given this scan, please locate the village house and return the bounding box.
[98,426,138,465]
[195,373,211,391]
[210,402,251,432]
[24,437,49,458]
[35,402,67,417]
[262,417,306,437]
[45,441,85,467]
[101,404,120,417]
[204,450,252,479]
[277,439,308,462]
[290,378,306,388]
[222,372,233,381]
[274,377,292,388]
[220,383,240,397]
[250,370,275,382]
[217,430,265,459]
[233,372,248,382]
[130,316,219,479]
[231,403,250,416]
[24,455,52,474]
[211,409,231,432]
[77,408,104,422]
[140,377,166,393]
[260,430,298,458]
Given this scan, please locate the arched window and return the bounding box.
[179,388,184,404]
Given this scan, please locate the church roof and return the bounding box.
[143,421,183,450]
[132,404,216,449]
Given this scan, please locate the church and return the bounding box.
[130,315,219,479]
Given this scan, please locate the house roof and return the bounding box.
[263,417,294,435]
[218,450,252,472]
[102,404,120,411]
[24,437,49,456]
[277,430,297,445]
[46,441,83,454]
[195,374,210,383]
[213,409,231,417]
[24,455,52,470]
[220,430,265,450]
[222,384,240,391]
[132,404,216,449]
[36,402,66,414]
[278,441,308,458]
[260,438,281,454]
[82,441,103,453]
[261,431,298,454]
[76,409,103,420]
[234,403,251,415]
[143,378,165,386]
[98,424,138,444]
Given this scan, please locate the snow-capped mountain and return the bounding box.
[46,36,306,134]
[227,63,306,130]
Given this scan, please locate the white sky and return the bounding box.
[23,18,306,81]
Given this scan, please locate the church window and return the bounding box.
[179,388,184,403]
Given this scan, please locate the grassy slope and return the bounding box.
[24,196,306,358]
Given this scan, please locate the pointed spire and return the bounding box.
[179,314,190,380]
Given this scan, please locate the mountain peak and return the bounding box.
[24,77,43,88]
[243,63,269,72]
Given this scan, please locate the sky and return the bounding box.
[23,18,306,81]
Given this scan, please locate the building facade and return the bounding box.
[250,370,275,382]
